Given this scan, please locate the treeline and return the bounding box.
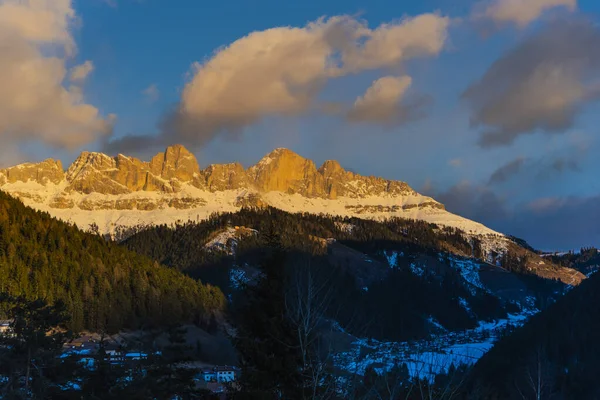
[0,295,219,399]
[124,208,511,342]
[229,231,479,399]
[123,207,487,272]
[547,247,600,274]
[0,191,225,333]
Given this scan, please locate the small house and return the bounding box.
[201,368,217,382]
[215,366,236,382]
[0,320,11,334]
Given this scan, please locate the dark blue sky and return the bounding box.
[2,0,599,250]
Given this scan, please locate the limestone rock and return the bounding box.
[248,148,325,197]
[319,159,416,199]
[0,144,443,213]
[234,192,267,208]
[2,159,64,185]
[49,195,75,209]
[150,144,200,182]
[65,146,202,195]
[112,154,151,191]
[204,163,249,192]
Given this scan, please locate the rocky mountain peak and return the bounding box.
[0,145,442,216]
[150,144,200,182]
[0,159,64,186]
[249,148,324,197]
[67,151,115,182]
[319,160,346,175]
[204,163,248,192]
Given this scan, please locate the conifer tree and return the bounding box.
[233,228,307,399]
[0,295,77,399]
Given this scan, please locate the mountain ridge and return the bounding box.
[0,145,529,242]
[0,145,429,200]
[0,145,586,286]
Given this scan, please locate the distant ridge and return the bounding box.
[1,144,496,238]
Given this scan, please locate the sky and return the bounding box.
[0,0,599,250]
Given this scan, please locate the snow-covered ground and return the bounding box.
[333,310,536,381]
[1,181,503,240]
[445,255,487,295]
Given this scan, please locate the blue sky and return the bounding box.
[1,0,599,250]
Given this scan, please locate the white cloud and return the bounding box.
[348,75,413,123]
[475,0,577,27]
[342,14,449,72]
[161,13,449,146]
[142,84,159,103]
[449,158,463,167]
[0,0,112,151]
[69,60,94,83]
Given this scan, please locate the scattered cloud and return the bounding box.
[0,0,113,152]
[107,13,449,152]
[463,18,600,148]
[430,181,509,224]
[69,60,94,83]
[514,195,600,249]
[550,157,579,173]
[347,75,431,125]
[448,158,463,167]
[473,0,577,28]
[142,84,160,104]
[425,180,600,250]
[488,157,526,185]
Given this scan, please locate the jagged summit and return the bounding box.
[0,145,422,200]
[1,144,499,240]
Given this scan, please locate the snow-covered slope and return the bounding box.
[0,180,500,238]
[0,145,501,240]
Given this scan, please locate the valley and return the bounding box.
[0,147,593,398]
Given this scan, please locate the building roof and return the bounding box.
[214,366,235,372]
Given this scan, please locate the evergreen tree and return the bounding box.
[233,231,308,399]
[0,295,77,399]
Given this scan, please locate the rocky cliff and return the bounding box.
[0,145,434,202]
[0,145,484,239]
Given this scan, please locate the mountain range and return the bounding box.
[0,145,585,285]
[0,145,500,236]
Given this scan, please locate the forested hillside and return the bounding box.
[0,191,225,333]
[545,247,600,275]
[123,208,561,342]
[465,270,600,399]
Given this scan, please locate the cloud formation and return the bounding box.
[142,84,159,104]
[431,181,509,224]
[106,13,448,152]
[427,180,599,250]
[474,0,576,28]
[347,75,430,125]
[514,195,600,249]
[448,159,463,167]
[0,0,112,152]
[489,157,526,184]
[69,60,94,83]
[463,19,600,147]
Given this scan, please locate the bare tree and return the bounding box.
[285,261,338,399]
[514,345,555,400]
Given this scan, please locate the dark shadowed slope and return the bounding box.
[466,270,600,399]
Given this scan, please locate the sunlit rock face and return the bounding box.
[0,144,457,235]
[1,159,64,186]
